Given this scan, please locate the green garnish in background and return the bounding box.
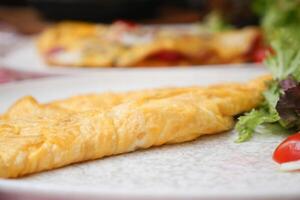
[252,0,300,40]
[196,11,233,34]
[202,11,233,33]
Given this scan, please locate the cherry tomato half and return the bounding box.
[273,132,300,164]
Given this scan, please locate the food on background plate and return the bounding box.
[37,21,262,68]
[0,75,270,178]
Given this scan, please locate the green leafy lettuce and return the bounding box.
[252,0,300,40]
[235,28,300,142]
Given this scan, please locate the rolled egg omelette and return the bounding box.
[0,75,271,178]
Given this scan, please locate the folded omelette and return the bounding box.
[0,76,270,178]
[37,21,261,67]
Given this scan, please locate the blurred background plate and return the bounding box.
[1,67,300,200]
[0,37,264,74]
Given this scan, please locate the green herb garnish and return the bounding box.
[235,28,300,142]
[252,0,300,40]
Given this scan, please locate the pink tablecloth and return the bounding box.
[0,23,54,84]
[0,68,53,84]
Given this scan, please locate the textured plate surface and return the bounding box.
[0,68,299,200]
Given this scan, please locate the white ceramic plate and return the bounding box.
[0,38,263,75]
[0,68,299,200]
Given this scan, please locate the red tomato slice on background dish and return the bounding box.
[113,20,137,28]
[273,132,300,171]
[251,46,273,63]
[150,50,186,62]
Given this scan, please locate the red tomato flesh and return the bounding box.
[113,20,137,28]
[251,44,273,63]
[273,132,300,164]
[150,50,186,62]
[252,47,268,63]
